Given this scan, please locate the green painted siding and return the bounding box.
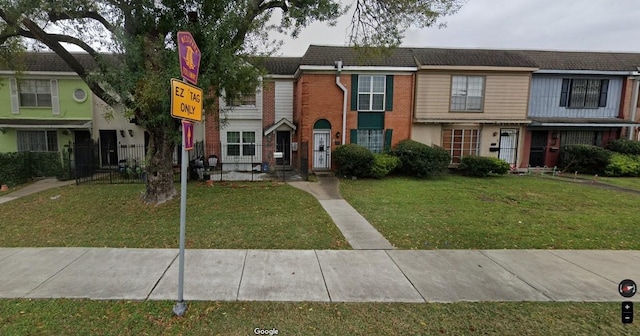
[0,129,18,152]
[0,77,92,119]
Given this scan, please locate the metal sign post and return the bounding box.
[172,31,202,317]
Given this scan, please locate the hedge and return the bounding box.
[604,153,640,177]
[559,145,612,175]
[390,140,450,178]
[370,153,400,179]
[458,156,511,177]
[606,139,640,156]
[0,152,63,187]
[333,144,375,178]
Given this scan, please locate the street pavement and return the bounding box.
[1,248,638,302]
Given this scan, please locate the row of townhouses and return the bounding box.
[2,46,640,177]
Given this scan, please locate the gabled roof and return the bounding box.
[259,57,301,75]
[264,118,296,135]
[411,48,538,68]
[519,50,640,72]
[300,45,416,67]
[0,52,100,72]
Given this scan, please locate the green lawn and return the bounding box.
[597,177,640,190]
[340,175,640,250]
[1,300,636,336]
[0,182,349,249]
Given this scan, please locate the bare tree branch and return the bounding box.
[48,10,118,35]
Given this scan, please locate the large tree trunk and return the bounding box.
[143,127,177,205]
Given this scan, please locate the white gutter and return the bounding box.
[629,77,640,140]
[534,70,636,76]
[300,65,417,72]
[335,61,347,145]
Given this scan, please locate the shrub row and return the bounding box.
[559,141,640,177]
[0,152,63,187]
[458,156,511,177]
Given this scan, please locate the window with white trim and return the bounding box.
[227,92,256,107]
[18,80,52,107]
[450,76,484,111]
[358,75,385,111]
[357,129,384,153]
[226,131,256,156]
[442,129,480,164]
[17,130,58,152]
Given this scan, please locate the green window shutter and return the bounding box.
[385,75,394,111]
[351,74,358,111]
[350,129,358,144]
[384,129,393,152]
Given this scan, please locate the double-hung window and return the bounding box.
[18,80,52,107]
[226,131,256,156]
[442,129,480,164]
[227,92,256,107]
[17,130,58,152]
[356,130,384,153]
[358,75,385,111]
[450,76,484,111]
[560,79,609,108]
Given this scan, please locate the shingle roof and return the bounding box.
[255,57,301,75]
[520,50,640,71]
[411,48,538,68]
[0,52,100,72]
[300,45,416,67]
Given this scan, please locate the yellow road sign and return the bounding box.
[171,78,203,122]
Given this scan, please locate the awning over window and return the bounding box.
[529,117,640,128]
[0,118,92,129]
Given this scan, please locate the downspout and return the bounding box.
[629,76,640,140]
[335,60,347,145]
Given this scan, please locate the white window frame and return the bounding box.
[18,79,53,107]
[450,76,485,111]
[358,75,386,111]
[226,92,257,107]
[226,131,256,157]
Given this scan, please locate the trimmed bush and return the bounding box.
[458,156,511,177]
[604,153,640,177]
[0,152,63,187]
[390,140,450,178]
[606,139,640,155]
[370,154,400,179]
[559,145,612,175]
[333,143,374,178]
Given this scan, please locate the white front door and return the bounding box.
[313,130,331,170]
[498,129,519,167]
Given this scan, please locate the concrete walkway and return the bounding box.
[0,178,75,205]
[289,176,395,250]
[1,247,638,302]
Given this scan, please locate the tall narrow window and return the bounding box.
[450,76,484,111]
[358,75,385,111]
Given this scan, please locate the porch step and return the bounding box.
[314,171,335,178]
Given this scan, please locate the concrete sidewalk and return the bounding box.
[289,176,394,250]
[0,178,75,205]
[1,248,638,302]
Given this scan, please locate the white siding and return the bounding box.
[219,86,263,120]
[275,81,294,121]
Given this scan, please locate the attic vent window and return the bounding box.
[73,88,87,102]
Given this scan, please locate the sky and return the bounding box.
[273,0,640,56]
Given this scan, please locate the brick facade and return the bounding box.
[294,72,414,171]
[262,81,276,168]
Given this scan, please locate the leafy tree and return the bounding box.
[0,0,464,204]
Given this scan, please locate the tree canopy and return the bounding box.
[0,0,465,204]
